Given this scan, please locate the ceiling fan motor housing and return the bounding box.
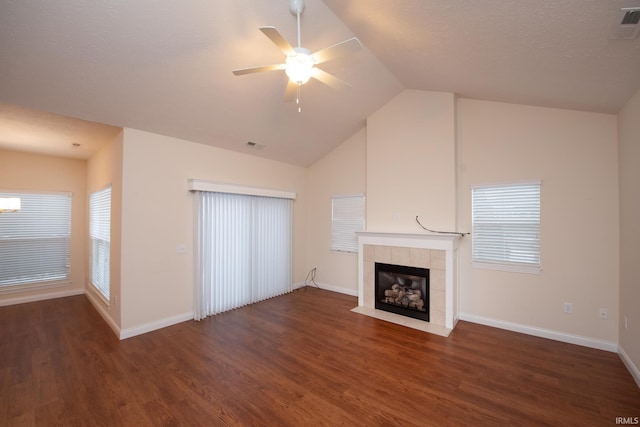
[289,0,305,16]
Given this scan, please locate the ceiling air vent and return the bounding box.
[245,141,264,150]
[611,7,640,39]
[621,9,640,25]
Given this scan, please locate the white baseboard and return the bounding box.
[0,288,85,307]
[459,312,618,352]
[120,312,193,340]
[293,281,358,297]
[85,288,121,338]
[618,345,640,389]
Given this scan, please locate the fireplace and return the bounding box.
[375,263,429,322]
[354,232,461,336]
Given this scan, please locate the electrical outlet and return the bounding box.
[563,303,573,314]
[599,308,608,319]
[624,316,628,329]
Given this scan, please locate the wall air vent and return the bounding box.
[610,7,640,39]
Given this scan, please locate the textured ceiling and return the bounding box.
[0,103,120,159]
[323,0,640,114]
[0,0,639,165]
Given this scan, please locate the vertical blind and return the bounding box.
[89,186,111,300]
[0,191,71,288]
[194,191,292,320]
[471,182,541,269]
[331,194,365,253]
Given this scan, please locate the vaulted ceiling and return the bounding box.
[1,0,639,166]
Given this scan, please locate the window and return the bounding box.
[331,194,365,253]
[471,182,540,273]
[89,186,111,300]
[0,191,72,291]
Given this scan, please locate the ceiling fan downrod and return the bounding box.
[289,0,305,48]
[290,0,306,111]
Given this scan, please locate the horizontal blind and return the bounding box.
[90,186,111,300]
[472,183,540,268]
[0,191,71,287]
[331,194,365,253]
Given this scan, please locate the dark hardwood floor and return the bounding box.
[1,287,638,426]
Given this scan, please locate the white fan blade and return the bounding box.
[260,26,295,56]
[232,64,285,76]
[311,68,351,90]
[284,80,298,102]
[312,38,361,64]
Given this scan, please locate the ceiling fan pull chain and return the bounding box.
[297,84,302,112]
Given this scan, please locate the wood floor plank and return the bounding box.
[0,288,638,426]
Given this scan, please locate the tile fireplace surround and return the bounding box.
[353,232,461,337]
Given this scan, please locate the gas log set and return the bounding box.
[375,262,430,322]
[383,284,425,311]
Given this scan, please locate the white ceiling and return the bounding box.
[0,0,639,166]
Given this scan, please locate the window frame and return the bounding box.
[0,190,72,293]
[89,185,111,302]
[471,181,541,274]
[331,193,365,254]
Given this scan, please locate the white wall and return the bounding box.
[0,149,87,305]
[618,87,640,382]
[366,90,457,232]
[119,128,308,333]
[306,127,367,295]
[86,131,124,331]
[457,99,619,344]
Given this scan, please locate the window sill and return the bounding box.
[472,261,541,275]
[0,279,72,294]
[331,250,358,255]
[89,283,110,307]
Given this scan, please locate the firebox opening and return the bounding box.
[375,263,429,322]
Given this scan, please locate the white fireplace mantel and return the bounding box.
[355,231,462,335]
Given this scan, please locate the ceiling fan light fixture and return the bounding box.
[285,48,314,85]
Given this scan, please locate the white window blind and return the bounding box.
[331,194,365,253]
[89,186,111,300]
[472,182,541,273]
[194,191,292,320]
[0,191,71,290]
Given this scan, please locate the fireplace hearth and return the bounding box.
[375,263,429,322]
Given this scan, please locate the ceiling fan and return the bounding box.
[232,0,361,112]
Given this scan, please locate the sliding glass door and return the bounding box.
[194,191,292,320]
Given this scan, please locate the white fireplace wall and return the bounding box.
[366,90,457,233]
